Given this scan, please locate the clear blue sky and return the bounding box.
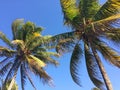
[0,0,120,90]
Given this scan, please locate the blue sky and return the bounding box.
[0,0,120,90]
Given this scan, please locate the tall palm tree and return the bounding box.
[0,19,59,90]
[58,0,120,90]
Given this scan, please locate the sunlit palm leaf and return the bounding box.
[93,13,120,25]
[26,56,52,85]
[34,51,59,66]
[0,46,16,57]
[84,43,103,89]
[60,0,79,26]
[28,55,46,67]
[70,43,83,86]
[94,0,120,21]
[11,40,25,50]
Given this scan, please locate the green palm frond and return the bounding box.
[24,22,43,43]
[34,51,59,66]
[60,0,79,26]
[12,19,24,40]
[101,29,120,43]
[94,0,120,21]
[47,31,78,49]
[27,55,46,68]
[11,40,25,50]
[0,46,16,57]
[0,32,13,48]
[79,0,100,19]
[27,57,52,85]
[84,43,103,89]
[70,44,83,86]
[94,40,120,67]
[56,38,75,54]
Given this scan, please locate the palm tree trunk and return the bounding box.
[92,47,113,90]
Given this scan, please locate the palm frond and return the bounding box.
[46,31,78,49]
[70,43,83,86]
[11,40,25,50]
[0,46,16,57]
[104,29,120,43]
[93,14,120,24]
[24,68,36,90]
[0,62,12,77]
[84,43,103,89]
[93,39,120,67]
[12,19,24,40]
[34,51,59,66]
[26,56,52,85]
[56,38,76,54]
[79,0,100,19]
[94,0,120,21]
[20,64,27,90]
[4,58,21,84]
[0,32,13,48]
[27,55,46,68]
[60,0,79,26]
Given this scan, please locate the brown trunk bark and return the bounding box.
[92,47,113,90]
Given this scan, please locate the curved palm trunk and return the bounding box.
[92,47,113,90]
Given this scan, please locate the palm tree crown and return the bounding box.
[59,0,120,90]
[0,19,59,90]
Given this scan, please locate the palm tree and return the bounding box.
[0,19,59,90]
[58,0,120,90]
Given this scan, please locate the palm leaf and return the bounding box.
[0,32,13,48]
[84,43,103,89]
[24,68,36,90]
[4,58,21,84]
[105,29,120,43]
[94,0,120,21]
[93,13,120,24]
[60,0,79,26]
[0,46,16,57]
[0,62,12,77]
[79,0,100,19]
[46,31,77,49]
[93,39,120,67]
[70,43,83,86]
[12,19,24,40]
[20,64,27,90]
[11,40,25,50]
[26,55,52,85]
[27,55,46,68]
